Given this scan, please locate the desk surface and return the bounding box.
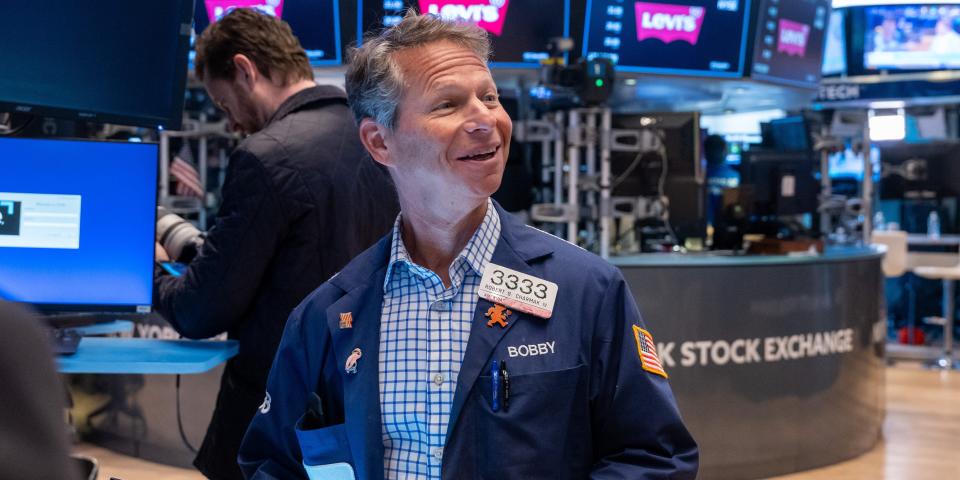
[611,246,881,268]
[907,234,960,247]
[58,338,238,374]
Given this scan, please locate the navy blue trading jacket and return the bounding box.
[239,202,699,479]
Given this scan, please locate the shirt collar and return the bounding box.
[383,198,501,292]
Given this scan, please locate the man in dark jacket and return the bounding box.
[154,9,398,480]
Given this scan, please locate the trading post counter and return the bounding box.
[612,247,885,480]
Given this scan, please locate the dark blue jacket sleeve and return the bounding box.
[589,271,699,479]
[239,301,314,479]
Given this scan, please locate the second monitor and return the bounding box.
[360,1,571,67]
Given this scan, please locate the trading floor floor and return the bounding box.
[75,363,960,480]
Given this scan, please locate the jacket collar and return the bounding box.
[264,84,348,128]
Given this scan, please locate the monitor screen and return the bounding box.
[829,145,880,179]
[0,2,193,130]
[0,138,158,314]
[358,1,571,67]
[192,0,343,66]
[864,4,960,71]
[822,8,847,75]
[583,0,752,77]
[750,0,832,88]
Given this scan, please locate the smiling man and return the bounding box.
[239,11,698,480]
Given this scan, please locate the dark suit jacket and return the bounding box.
[155,85,399,479]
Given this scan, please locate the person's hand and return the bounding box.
[155,242,171,263]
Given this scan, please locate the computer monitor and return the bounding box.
[359,1,571,68]
[0,2,193,130]
[0,138,158,314]
[749,0,832,88]
[764,116,812,152]
[879,141,960,199]
[741,150,818,216]
[612,112,706,241]
[822,8,847,76]
[829,145,880,180]
[861,3,960,71]
[192,0,343,66]
[583,0,752,77]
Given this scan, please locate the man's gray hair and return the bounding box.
[345,10,491,129]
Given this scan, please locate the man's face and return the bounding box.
[204,76,263,135]
[382,41,512,209]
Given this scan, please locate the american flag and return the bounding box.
[171,142,204,199]
[633,325,668,378]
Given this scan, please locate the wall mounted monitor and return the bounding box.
[583,0,753,77]
[750,0,832,88]
[0,1,193,130]
[359,1,571,68]
[193,1,343,67]
[863,4,960,71]
[0,138,158,314]
[822,8,847,75]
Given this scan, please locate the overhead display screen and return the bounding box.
[822,8,847,75]
[583,0,752,77]
[193,0,342,66]
[0,138,158,314]
[750,0,832,88]
[864,4,960,70]
[0,1,192,130]
[359,1,571,67]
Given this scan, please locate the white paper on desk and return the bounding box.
[781,175,796,198]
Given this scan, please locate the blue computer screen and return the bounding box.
[583,0,752,77]
[0,138,158,313]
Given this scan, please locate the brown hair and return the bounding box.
[195,8,312,84]
[345,10,491,129]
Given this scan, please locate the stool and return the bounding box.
[913,264,960,369]
[873,231,914,348]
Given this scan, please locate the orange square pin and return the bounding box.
[339,312,353,329]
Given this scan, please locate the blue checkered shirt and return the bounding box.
[379,200,501,479]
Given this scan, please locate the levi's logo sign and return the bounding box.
[777,19,810,57]
[420,0,511,36]
[634,2,706,45]
[205,0,284,22]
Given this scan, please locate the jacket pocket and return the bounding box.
[294,416,353,469]
[474,364,590,479]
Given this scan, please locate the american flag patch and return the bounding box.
[633,325,668,378]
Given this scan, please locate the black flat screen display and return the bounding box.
[863,4,960,71]
[0,1,193,130]
[359,1,571,67]
[750,0,831,88]
[583,0,752,77]
[193,0,342,66]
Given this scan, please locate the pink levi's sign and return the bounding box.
[634,2,706,45]
[419,0,511,36]
[777,18,811,57]
[205,0,284,22]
